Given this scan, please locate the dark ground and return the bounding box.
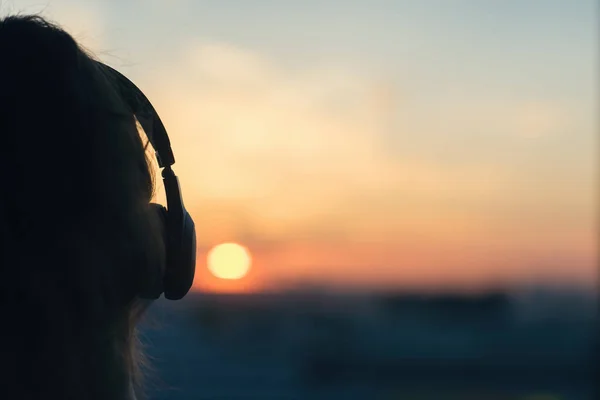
[140,291,597,400]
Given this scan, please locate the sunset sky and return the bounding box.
[7,0,597,292]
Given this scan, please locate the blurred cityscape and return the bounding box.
[140,287,597,400]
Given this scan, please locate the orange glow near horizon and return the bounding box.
[191,234,597,294]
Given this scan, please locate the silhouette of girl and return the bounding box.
[0,15,185,400]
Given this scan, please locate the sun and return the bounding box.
[207,242,252,280]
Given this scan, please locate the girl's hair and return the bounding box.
[0,14,165,400]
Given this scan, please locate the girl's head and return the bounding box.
[0,14,169,400]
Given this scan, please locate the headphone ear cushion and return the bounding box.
[137,203,168,299]
[163,211,196,300]
[150,203,168,242]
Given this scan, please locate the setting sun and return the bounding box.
[207,243,252,280]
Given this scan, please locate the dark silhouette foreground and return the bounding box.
[0,14,196,400]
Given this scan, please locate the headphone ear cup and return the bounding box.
[137,203,168,299]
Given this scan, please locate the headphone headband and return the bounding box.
[100,63,175,168]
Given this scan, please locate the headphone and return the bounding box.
[100,62,196,301]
